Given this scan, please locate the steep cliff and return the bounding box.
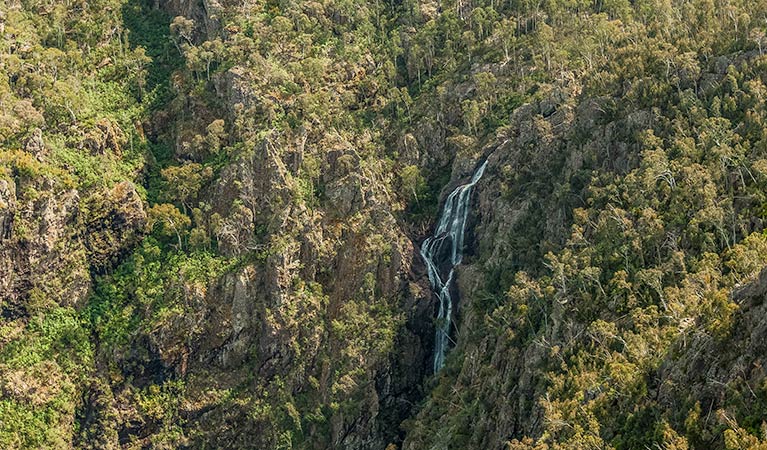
[4,0,767,449]
[0,1,152,445]
[71,0,435,448]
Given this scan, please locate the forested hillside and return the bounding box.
[2,0,767,449]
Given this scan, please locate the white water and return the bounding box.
[421,160,488,373]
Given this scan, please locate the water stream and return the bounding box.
[421,160,488,373]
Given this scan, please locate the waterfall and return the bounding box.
[421,160,488,373]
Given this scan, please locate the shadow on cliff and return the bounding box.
[122,0,183,110]
[121,0,184,201]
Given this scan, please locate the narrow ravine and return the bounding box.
[420,160,488,372]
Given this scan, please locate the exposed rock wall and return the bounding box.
[0,174,145,316]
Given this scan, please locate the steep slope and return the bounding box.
[5,0,767,449]
[396,1,767,449]
[1,0,431,447]
[0,1,155,446]
[72,0,433,448]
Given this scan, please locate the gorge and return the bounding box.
[3,0,767,449]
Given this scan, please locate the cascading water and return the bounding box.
[421,160,488,373]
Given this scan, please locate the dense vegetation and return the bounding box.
[0,0,158,446]
[398,1,767,449]
[3,0,767,449]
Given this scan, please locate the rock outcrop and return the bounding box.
[0,175,147,314]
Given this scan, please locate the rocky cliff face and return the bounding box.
[68,2,438,448]
[5,0,767,449]
[167,132,434,448]
[0,171,145,317]
[0,155,146,449]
